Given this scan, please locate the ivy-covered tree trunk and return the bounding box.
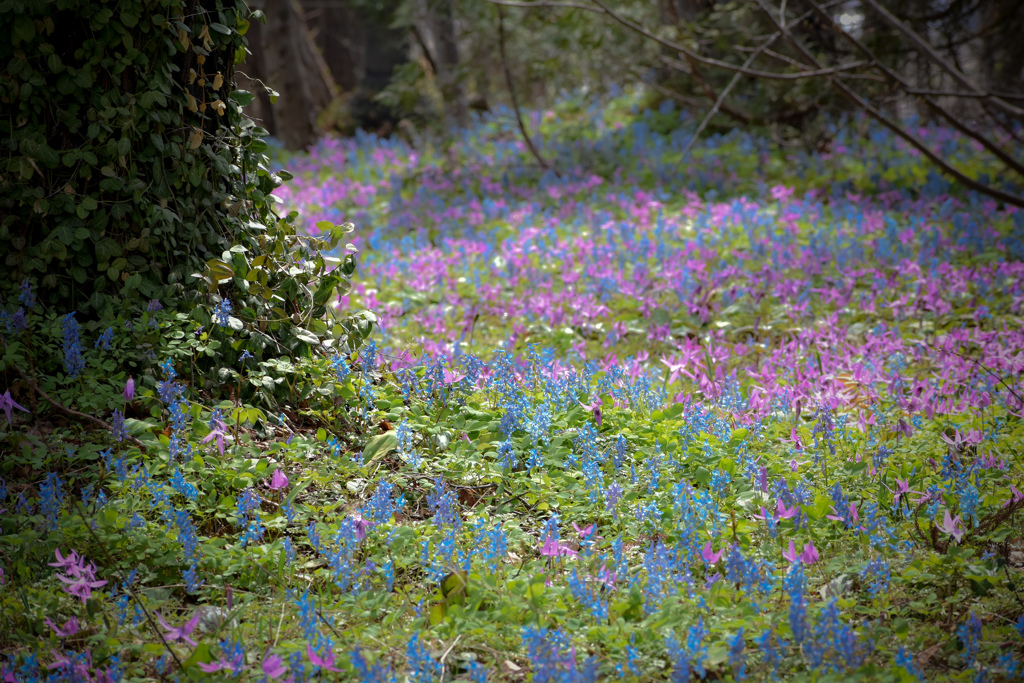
[0,0,371,383]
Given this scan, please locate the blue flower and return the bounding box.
[183,563,204,593]
[19,279,36,308]
[94,326,115,350]
[39,472,64,531]
[214,299,233,327]
[111,409,128,442]
[406,633,442,682]
[61,313,85,378]
[728,628,746,681]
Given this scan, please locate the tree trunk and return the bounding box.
[415,0,466,127]
[238,0,339,149]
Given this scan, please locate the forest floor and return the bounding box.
[2,94,1024,682]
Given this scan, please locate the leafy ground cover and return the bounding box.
[2,96,1024,681]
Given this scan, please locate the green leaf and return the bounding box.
[120,12,138,27]
[230,90,255,106]
[210,22,231,34]
[695,467,712,486]
[183,642,211,668]
[206,258,233,283]
[55,224,75,245]
[293,328,319,345]
[441,570,468,606]
[13,15,35,43]
[362,431,398,464]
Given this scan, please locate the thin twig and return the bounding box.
[945,349,1024,408]
[1,337,145,446]
[74,501,184,676]
[484,0,599,11]
[677,34,777,166]
[904,88,1024,100]
[801,0,1024,180]
[496,4,559,176]
[584,0,866,82]
[754,0,1024,209]
[859,0,1024,118]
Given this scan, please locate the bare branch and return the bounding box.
[659,54,870,82]
[496,4,559,176]
[754,0,1024,209]
[483,0,600,11]
[802,0,1024,180]
[903,89,1024,101]
[859,0,1024,119]
[679,36,777,165]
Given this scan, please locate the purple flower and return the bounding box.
[940,509,965,542]
[202,418,228,456]
[783,540,799,564]
[540,536,577,558]
[799,542,819,564]
[264,469,289,491]
[352,513,371,541]
[701,542,723,564]
[48,549,80,573]
[123,378,135,401]
[442,368,466,385]
[44,617,79,638]
[579,398,602,427]
[261,653,287,679]
[307,644,341,673]
[156,611,201,647]
[56,573,107,603]
[0,390,28,426]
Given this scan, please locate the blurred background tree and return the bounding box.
[241,0,1023,202]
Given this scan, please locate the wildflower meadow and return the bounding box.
[2,95,1024,682]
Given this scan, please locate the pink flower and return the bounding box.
[156,611,201,647]
[789,457,809,472]
[442,368,466,385]
[44,617,79,638]
[123,377,135,401]
[661,357,692,385]
[261,653,287,679]
[48,549,80,573]
[351,513,371,542]
[540,537,577,558]
[593,563,617,590]
[579,399,602,427]
[940,509,965,542]
[1003,485,1024,508]
[782,540,799,563]
[265,469,289,491]
[799,542,820,564]
[56,574,107,603]
[307,645,341,673]
[701,542,722,564]
[0,389,28,426]
[202,419,228,456]
[889,477,921,508]
[775,500,798,520]
[572,522,595,539]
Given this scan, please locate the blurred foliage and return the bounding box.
[372,0,1022,151]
